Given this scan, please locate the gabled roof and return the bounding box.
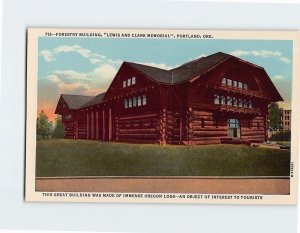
[61,94,94,109]
[170,52,231,83]
[81,92,106,108]
[125,62,173,83]
[125,52,232,84]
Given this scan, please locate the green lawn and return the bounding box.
[36,139,291,177]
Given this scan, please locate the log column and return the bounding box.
[264,114,268,141]
[91,111,94,139]
[86,112,89,139]
[102,109,105,140]
[74,121,78,139]
[186,108,194,145]
[159,108,167,145]
[109,108,112,141]
[115,116,119,141]
[96,111,99,140]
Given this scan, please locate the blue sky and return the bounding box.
[38,37,293,120]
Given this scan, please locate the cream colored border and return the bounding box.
[26,28,300,204]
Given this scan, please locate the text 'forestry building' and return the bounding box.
[55,52,283,145]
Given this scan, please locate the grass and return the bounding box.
[36,139,291,177]
[276,141,291,147]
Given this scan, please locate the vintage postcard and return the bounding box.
[26,28,300,204]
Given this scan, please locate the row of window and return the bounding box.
[124,95,147,108]
[214,94,253,108]
[123,77,136,88]
[222,78,248,90]
[65,114,72,120]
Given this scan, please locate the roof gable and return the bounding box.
[81,92,106,108]
[124,52,233,84]
[171,52,231,83]
[126,62,173,84]
[61,94,94,109]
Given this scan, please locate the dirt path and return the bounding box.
[36,177,290,195]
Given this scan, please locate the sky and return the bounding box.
[38,37,293,121]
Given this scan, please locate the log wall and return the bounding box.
[116,112,160,144]
[240,116,266,142]
[191,109,223,145]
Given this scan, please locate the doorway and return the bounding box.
[228,118,240,138]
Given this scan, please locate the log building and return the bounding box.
[55,52,283,145]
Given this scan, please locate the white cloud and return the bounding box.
[279,57,291,64]
[136,62,176,70]
[272,75,285,81]
[39,44,120,66]
[40,50,56,62]
[230,50,250,56]
[230,49,291,64]
[47,64,118,96]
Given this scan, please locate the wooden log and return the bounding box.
[193,131,228,137]
[241,131,265,136]
[119,128,157,133]
[118,134,157,140]
[119,113,158,121]
[193,126,228,131]
[242,136,265,140]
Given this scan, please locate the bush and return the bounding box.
[271,131,291,141]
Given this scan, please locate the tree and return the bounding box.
[36,110,53,139]
[52,115,65,139]
[268,102,282,131]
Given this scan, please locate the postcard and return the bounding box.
[26,28,299,204]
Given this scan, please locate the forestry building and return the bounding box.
[55,52,283,145]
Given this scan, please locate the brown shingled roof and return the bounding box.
[126,62,173,84]
[81,92,106,108]
[125,52,232,84]
[61,94,94,109]
[170,52,231,83]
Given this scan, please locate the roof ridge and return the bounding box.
[61,93,94,97]
[125,61,169,71]
[171,56,206,71]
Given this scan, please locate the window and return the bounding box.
[243,99,248,108]
[248,100,253,108]
[137,96,142,106]
[228,118,240,128]
[214,94,220,104]
[238,82,243,89]
[233,97,238,107]
[243,83,248,90]
[227,79,232,86]
[142,95,147,105]
[132,77,136,85]
[127,79,131,86]
[221,96,226,105]
[128,98,132,108]
[124,99,128,109]
[65,114,72,120]
[238,98,243,107]
[227,96,232,106]
[133,96,137,107]
[222,78,227,85]
[233,80,237,87]
[228,118,240,138]
[123,81,126,88]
